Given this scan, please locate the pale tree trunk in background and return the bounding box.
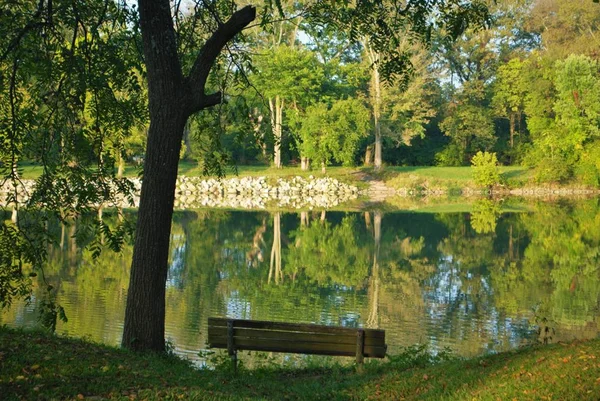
[60,222,66,250]
[183,121,193,159]
[363,40,383,170]
[69,222,77,266]
[249,108,266,160]
[269,96,284,168]
[372,62,383,170]
[269,212,282,284]
[98,206,104,244]
[122,0,255,352]
[320,210,326,222]
[117,152,125,179]
[10,160,18,223]
[321,161,326,174]
[301,156,310,171]
[367,211,381,328]
[364,211,371,231]
[364,144,373,167]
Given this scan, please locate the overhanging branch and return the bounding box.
[187,5,256,112]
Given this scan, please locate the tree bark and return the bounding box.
[122,0,255,352]
[364,144,373,167]
[269,96,284,168]
[117,153,125,179]
[301,156,310,171]
[372,65,383,170]
[363,40,382,170]
[509,113,515,149]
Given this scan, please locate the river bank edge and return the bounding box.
[3,165,600,213]
[2,327,599,400]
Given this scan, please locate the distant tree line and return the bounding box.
[184,0,600,185]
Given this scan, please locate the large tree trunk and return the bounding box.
[122,111,186,351]
[122,0,255,352]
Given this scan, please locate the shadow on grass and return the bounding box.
[3,329,600,400]
[501,168,531,182]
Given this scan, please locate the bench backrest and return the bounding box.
[207,318,386,359]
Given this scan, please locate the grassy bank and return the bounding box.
[378,166,534,191]
[2,327,600,400]
[17,161,598,192]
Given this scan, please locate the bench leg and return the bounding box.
[356,329,365,372]
[227,320,237,373]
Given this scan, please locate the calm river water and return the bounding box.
[3,199,600,364]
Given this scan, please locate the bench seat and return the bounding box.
[207,317,386,369]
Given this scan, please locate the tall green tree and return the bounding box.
[492,58,528,153]
[438,81,496,165]
[524,54,600,182]
[296,98,370,172]
[252,46,324,168]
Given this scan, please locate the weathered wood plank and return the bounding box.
[207,327,385,347]
[208,318,385,339]
[356,329,365,365]
[208,337,386,358]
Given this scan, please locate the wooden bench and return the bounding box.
[207,317,386,370]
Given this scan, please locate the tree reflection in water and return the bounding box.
[2,200,600,362]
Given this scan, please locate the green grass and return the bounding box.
[16,161,596,193]
[17,161,532,183]
[14,161,45,180]
[122,161,362,180]
[380,165,534,190]
[2,327,600,400]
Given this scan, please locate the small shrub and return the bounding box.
[471,151,501,188]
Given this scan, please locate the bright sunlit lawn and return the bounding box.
[17,160,536,188]
[2,327,599,400]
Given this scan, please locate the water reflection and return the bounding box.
[3,200,600,363]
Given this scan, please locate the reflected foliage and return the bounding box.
[3,202,600,360]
